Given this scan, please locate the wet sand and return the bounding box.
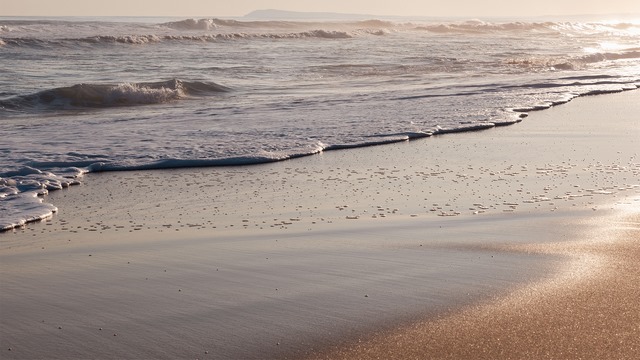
[311,211,640,359]
[1,90,639,359]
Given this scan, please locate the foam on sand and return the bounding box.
[0,166,78,230]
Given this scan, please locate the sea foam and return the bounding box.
[163,18,219,30]
[1,16,640,232]
[0,167,83,231]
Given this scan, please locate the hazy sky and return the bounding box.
[3,0,640,17]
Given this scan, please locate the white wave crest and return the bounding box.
[0,79,229,111]
[578,50,640,63]
[414,21,555,33]
[507,49,640,71]
[107,83,183,105]
[164,30,354,40]
[301,30,352,39]
[2,29,376,48]
[83,34,161,45]
[163,18,219,30]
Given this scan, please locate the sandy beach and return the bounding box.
[1,90,639,359]
[312,212,640,359]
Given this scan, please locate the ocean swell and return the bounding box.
[3,19,638,49]
[577,49,640,63]
[79,34,162,45]
[1,31,360,47]
[415,20,555,33]
[506,48,640,71]
[0,79,229,111]
[161,18,358,31]
[5,19,636,48]
[162,18,220,30]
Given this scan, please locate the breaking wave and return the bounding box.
[163,18,299,30]
[1,30,374,47]
[162,18,220,30]
[164,29,358,40]
[79,34,162,45]
[0,79,229,111]
[506,49,640,70]
[161,18,395,30]
[3,19,638,48]
[413,19,640,34]
[414,20,556,33]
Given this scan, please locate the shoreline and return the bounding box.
[1,90,639,359]
[1,87,637,233]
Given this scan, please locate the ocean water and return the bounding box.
[1,15,639,230]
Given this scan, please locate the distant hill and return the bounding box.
[244,9,375,21]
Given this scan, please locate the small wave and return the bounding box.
[166,30,355,40]
[2,35,162,47]
[552,50,640,70]
[432,123,497,134]
[558,74,617,81]
[163,18,309,30]
[161,18,303,31]
[301,30,352,39]
[506,49,640,71]
[608,22,640,30]
[79,34,162,45]
[159,17,391,38]
[550,21,640,34]
[0,79,229,111]
[356,19,396,28]
[415,20,555,34]
[162,17,395,32]
[413,20,640,35]
[1,30,360,48]
[162,18,219,30]
[0,37,49,47]
[577,50,640,63]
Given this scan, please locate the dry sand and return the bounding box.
[1,90,639,359]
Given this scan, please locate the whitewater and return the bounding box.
[1,15,639,230]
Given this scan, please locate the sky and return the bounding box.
[2,0,640,18]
